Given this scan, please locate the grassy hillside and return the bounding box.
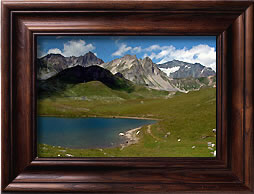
[38,81,216,157]
[38,65,136,98]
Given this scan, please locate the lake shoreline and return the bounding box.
[38,114,161,121]
[38,125,144,152]
[38,116,157,152]
[119,127,141,149]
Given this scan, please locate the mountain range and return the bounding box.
[37,51,104,80]
[157,60,215,78]
[100,55,177,91]
[37,52,216,93]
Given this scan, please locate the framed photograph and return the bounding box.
[36,35,217,158]
[2,0,254,193]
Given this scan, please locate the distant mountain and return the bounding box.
[157,60,215,78]
[100,55,177,91]
[37,51,104,80]
[38,65,134,98]
[170,76,216,92]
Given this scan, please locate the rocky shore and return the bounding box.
[119,127,142,150]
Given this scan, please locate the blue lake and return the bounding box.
[37,117,156,149]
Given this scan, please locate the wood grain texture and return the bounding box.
[216,35,222,162]
[11,11,34,178]
[31,158,223,168]
[2,0,252,12]
[221,31,229,167]
[4,183,249,193]
[1,0,254,193]
[230,13,245,182]
[16,12,239,35]
[13,169,240,184]
[245,4,254,191]
[1,1,12,190]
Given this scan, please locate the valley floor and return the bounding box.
[38,87,216,157]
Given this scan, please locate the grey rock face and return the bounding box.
[157,60,215,78]
[100,55,177,91]
[37,52,104,80]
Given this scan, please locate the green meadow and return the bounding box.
[38,81,216,157]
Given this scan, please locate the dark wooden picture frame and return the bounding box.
[1,0,254,192]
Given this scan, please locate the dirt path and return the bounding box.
[146,125,161,141]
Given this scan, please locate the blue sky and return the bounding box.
[37,36,216,70]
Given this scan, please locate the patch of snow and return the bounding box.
[200,67,207,74]
[159,66,180,77]
[184,65,191,69]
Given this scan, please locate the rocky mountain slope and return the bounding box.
[100,55,177,91]
[37,52,104,80]
[37,52,216,93]
[170,76,216,92]
[157,59,215,78]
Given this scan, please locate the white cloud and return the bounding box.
[143,53,148,58]
[112,43,132,57]
[47,48,62,55]
[62,40,95,57]
[145,45,161,52]
[132,46,142,53]
[42,39,95,57]
[111,41,216,71]
[144,44,216,71]
[144,52,157,60]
